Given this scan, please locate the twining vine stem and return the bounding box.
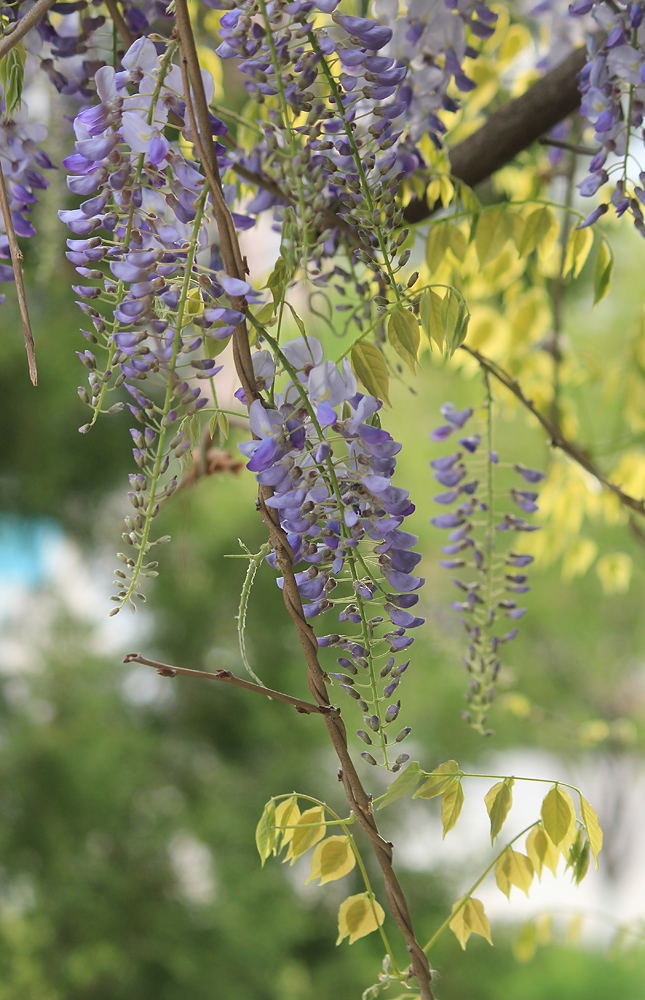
[0,158,37,385]
[173,1,433,994]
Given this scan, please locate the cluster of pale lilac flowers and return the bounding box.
[239,336,424,768]
[429,403,543,729]
[570,0,645,232]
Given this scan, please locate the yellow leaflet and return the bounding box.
[540,785,575,847]
[449,897,493,950]
[561,537,598,581]
[495,848,534,899]
[307,836,355,886]
[274,796,300,850]
[484,778,514,843]
[413,759,460,799]
[516,206,558,258]
[285,807,325,864]
[596,552,632,594]
[475,208,513,267]
[526,824,559,878]
[419,288,445,352]
[426,223,448,272]
[351,342,390,405]
[336,893,385,945]
[387,307,420,373]
[593,241,613,305]
[441,780,464,837]
[579,795,603,868]
[255,801,277,865]
[563,226,593,279]
[377,761,422,810]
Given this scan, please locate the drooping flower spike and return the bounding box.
[430,390,543,733]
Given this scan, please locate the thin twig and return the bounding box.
[104,0,133,47]
[539,137,599,156]
[0,0,57,60]
[173,3,433,994]
[123,653,337,715]
[462,346,645,520]
[0,158,37,385]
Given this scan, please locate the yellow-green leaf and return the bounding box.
[387,306,420,373]
[378,761,422,810]
[593,240,613,305]
[475,208,512,267]
[426,223,448,272]
[563,226,593,279]
[579,795,603,868]
[255,801,277,865]
[485,778,514,843]
[449,897,493,950]
[441,779,464,837]
[541,786,575,847]
[336,892,385,945]
[419,288,445,352]
[414,760,460,799]
[274,796,300,851]
[495,848,534,899]
[351,341,390,405]
[285,807,326,863]
[526,824,559,877]
[307,835,355,885]
[516,206,558,258]
[204,332,232,359]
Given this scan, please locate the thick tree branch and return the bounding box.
[463,346,645,520]
[404,46,588,225]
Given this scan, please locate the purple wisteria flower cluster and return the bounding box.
[59,35,266,610]
[239,336,424,769]
[570,0,645,232]
[430,400,544,732]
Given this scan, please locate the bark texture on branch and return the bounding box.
[404,46,587,224]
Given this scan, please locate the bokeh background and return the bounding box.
[2,34,645,1000]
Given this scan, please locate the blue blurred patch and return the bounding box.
[0,516,62,586]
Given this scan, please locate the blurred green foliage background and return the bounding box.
[1,177,645,1000]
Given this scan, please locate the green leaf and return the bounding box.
[0,43,25,119]
[579,794,603,868]
[285,300,306,336]
[441,779,464,837]
[475,208,512,267]
[444,295,470,358]
[414,759,460,799]
[336,892,385,945]
[419,288,444,352]
[351,341,390,404]
[593,240,613,305]
[484,778,514,843]
[387,306,420,372]
[255,800,277,866]
[563,226,593,279]
[574,840,590,885]
[204,332,232,359]
[274,796,300,852]
[541,785,575,847]
[307,835,355,885]
[449,897,493,949]
[377,761,422,810]
[495,848,534,899]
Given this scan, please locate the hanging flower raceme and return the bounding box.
[429,398,543,733]
[60,35,259,611]
[239,336,424,770]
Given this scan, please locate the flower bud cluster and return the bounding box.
[239,336,424,769]
[430,400,544,733]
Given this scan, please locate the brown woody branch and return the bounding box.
[0,158,37,385]
[123,653,337,715]
[404,46,588,225]
[462,346,645,519]
[0,0,57,60]
[173,1,432,994]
